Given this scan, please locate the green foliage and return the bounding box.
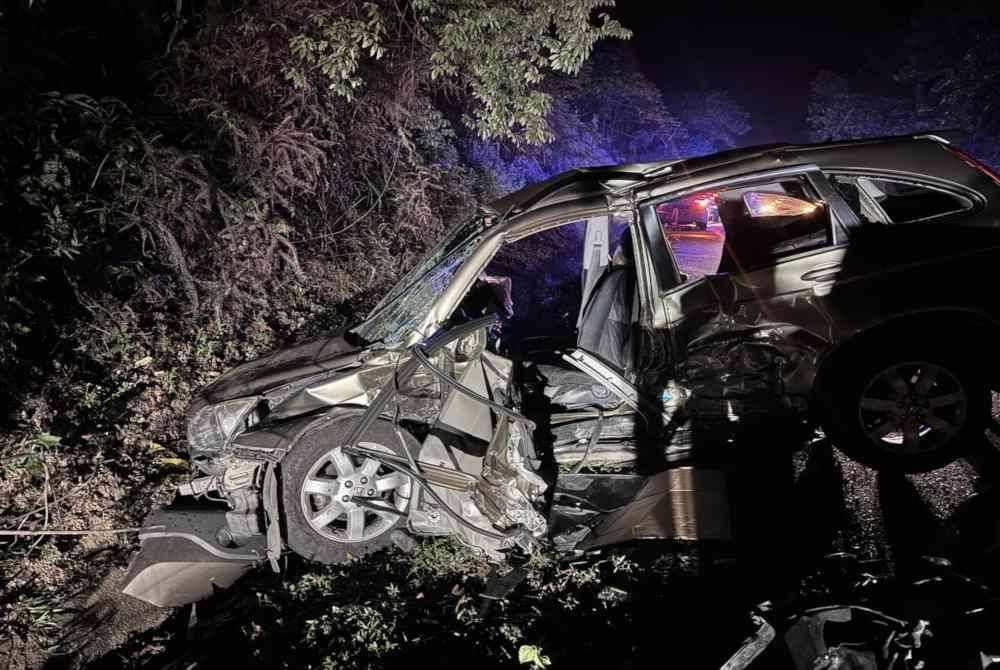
[278,1,630,145]
[674,89,752,155]
[807,70,914,142]
[806,4,999,167]
[0,93,124,372]
[471,45,699,192]
[518,644,552,669]
[228,540,709,669]
[286,3,386,99]
[243,540,490,668]
[0,432,59,481]
[422,0,631,144]
[0,591,66,655]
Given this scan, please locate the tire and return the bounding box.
[819,338,989,473]
[280,417,417,564]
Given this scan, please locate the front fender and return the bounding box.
[124,408,394,608]
[228,406,368,463]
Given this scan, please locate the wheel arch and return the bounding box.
[811,307,1000,410]
[231,405,370,462]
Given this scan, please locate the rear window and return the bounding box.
[830,175,971,224]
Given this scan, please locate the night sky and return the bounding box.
[616,0,919,145]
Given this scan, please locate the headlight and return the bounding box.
[186,397,261,455]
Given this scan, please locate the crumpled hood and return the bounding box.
[198,332,364,404]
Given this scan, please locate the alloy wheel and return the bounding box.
[858,361,967,456]
[299,441,412,543]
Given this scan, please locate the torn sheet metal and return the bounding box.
[473,420,548,536]
[201,338,361,404]
[122,506,266,608]
[580,467,732,549]
[680,310,827,403]
[720,615,776,670]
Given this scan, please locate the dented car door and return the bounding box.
[645,168,856,409]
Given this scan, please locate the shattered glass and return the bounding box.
[353,239,478,345]
[352,217,485,345]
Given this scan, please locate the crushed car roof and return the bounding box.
[483,161,681,218]
[484,130,973,219]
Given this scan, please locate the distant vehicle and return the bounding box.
[658,191,721,231]
[123,132,1000,607]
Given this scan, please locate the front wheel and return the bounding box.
[819,342,989,473]
[280,418,416,564]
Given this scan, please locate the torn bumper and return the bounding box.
[121,505,267,608]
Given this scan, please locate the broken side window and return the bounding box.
[654,192,727,282]
[829,174,972,225]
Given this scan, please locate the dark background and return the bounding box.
[618,0,961,144]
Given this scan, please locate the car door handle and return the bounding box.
[800,264,842,282]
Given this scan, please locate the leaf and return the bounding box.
[518,645,551,669]
[36,433,62,447]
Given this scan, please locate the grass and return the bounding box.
[89,536,733,670]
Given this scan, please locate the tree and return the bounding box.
[466,44,727,192]
[282,1,631,145]
[895,5,1000,167]
[806,3,1000,167]
[806,70,915,142]
[554,46,686,164]
[671,89,751,156]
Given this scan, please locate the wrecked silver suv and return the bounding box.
[123,133,1000,607]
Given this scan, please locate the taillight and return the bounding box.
[946,145,1000,186]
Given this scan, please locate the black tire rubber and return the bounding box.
[819,339,989,473]
[279,417,418,564]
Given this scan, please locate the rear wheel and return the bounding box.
[820,341,989,473]
[280,418,415,564]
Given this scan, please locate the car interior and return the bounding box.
[649,178,835,283]
[831,174,970,224]
[448,216,648,470]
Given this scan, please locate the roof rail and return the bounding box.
[781,129,969,155]
[914,133,950,144]
[913,129,964,144]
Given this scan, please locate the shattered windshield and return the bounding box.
[351,216,487,345]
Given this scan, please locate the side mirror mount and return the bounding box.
[743,191,822,218]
